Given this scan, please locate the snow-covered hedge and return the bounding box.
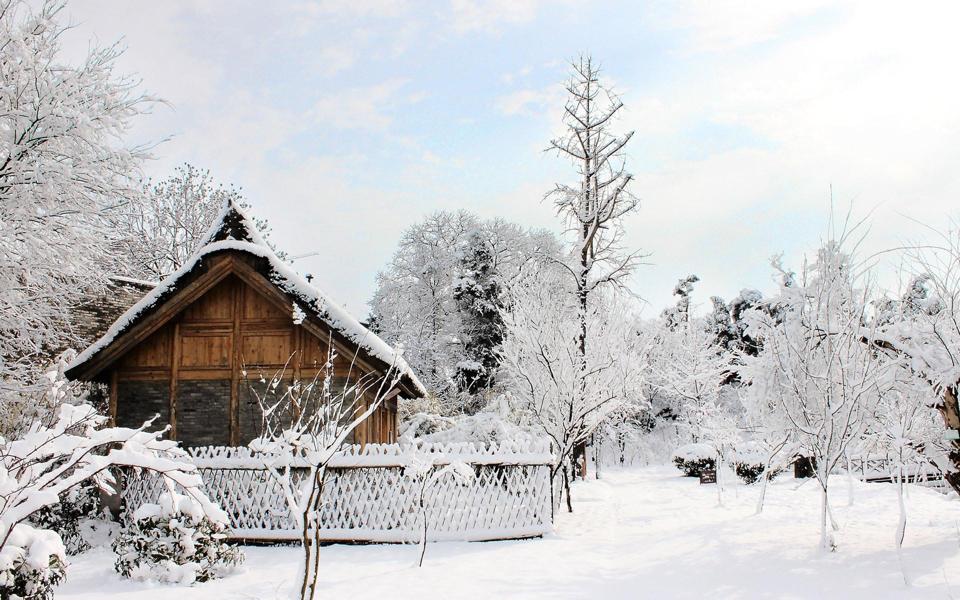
[113,493,243,585]
[730,443,783,484]
[29,481,102,555]
[672,443,717,477]
[0,523,66,600]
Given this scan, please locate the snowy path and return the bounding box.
[60,466,960,599]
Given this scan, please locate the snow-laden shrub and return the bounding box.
[0,523,67,600]
[113,492,242,585]
[29,481,102,555]
[401,409,538,444]
[672,443,716,477]
[730,443,783,484]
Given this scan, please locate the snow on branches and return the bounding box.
[0,0,151,397]
[498,266,645,512]
[739,237,895,550]
[246,344,402,600]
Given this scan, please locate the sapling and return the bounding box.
[248,340,402,600]
[406,458,475,567]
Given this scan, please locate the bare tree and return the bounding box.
[115,163,282,281]
[546,55,642,475]
[499,267,645,512]
[247,342,401,600]
[742,236,892,551]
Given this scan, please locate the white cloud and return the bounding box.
[310,79,413,131]
[620,0,960,311]
[448,0,541,34]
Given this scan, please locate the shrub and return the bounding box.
[29,481,102,555]
[733,462,765,484]
[113,493,243,585]
[672,443,716,477]
[731,442,784,484]
[0,523,67,600]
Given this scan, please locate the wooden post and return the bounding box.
[109,369,118,427]
[169,322,181,440]
[293,327,302,382]
[230,281,243,446]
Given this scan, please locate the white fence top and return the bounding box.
[186,440,555,469]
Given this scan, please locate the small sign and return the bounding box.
[944,430,960,441]
[699,469,717,484]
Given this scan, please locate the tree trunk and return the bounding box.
[563,463,573,513]
[755,462,770,515]
[937,387,960,496]
[300,469,325,600]
[819,482,832,551]
[418,478,429,567]
[895,466,910,586]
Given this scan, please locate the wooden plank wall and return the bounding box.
[110,274,398,444]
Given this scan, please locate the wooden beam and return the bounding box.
[109,369,118,427]
[169,322,181,440]
[230,280,243,446]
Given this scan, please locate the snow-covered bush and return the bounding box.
[400,407,538,445]
[113,492,242,585]
[733,461,782,485]
[0,523,66,600]
[730,443,784,484]
[28,481,102,555]
[672,443,716,477]
[0,398,221,598]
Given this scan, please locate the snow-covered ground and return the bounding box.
[59,466,960,599]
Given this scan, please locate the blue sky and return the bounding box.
[62,1,960,316]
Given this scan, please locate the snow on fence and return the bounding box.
[121,441,554,543]
[847,456,946,489]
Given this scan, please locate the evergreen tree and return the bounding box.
[452,231,504,397]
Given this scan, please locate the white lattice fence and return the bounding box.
[122,441,554,543]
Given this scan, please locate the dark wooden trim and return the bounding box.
[116,368,171,381]
[169,322,181,440]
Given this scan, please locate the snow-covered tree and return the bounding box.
[247,344,402,600]
[499,266,645,512]
[661,275,699,331]
[114,163,282,281]
[545,56,642,481]
[741,237,891,550]
[0,0,149,402]
[452,229,505,400]
[869,229,960,496]
[370,211,559,413]
[653,322,736,450]
[869,370,944,582]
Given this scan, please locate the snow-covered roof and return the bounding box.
[66,200,426,397]
[108,275,158,288]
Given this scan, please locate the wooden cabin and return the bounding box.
[65,201,424,448]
